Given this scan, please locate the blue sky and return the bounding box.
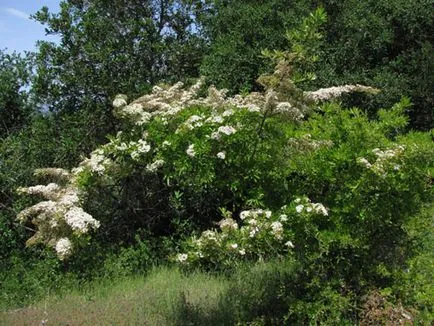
[0,0,61,53]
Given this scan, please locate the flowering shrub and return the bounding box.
[16,74,381,259]
[16,168,100,259]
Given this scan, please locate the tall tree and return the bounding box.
[32,0,205,145]
[196,0,313,93]
[196,0,434,129]
[0,50,33,138]
[317,0,434,130]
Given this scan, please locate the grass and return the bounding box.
[0,258,300,325]
[0,266,233,325]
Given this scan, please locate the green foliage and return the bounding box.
[198,0,434,129]
[312,0,434,129]
[198,0,313,93]
[0,249,77,310]
[261,7,327,85]
[174,97,432,288]
[101,236,155,278]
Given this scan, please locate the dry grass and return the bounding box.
[0,267,231,326]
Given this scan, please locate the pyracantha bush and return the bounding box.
[15,76,380,260]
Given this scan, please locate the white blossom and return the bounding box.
[152,85,164,94]
[57,188,80,206]
[222,109,234,117]
[64,207,100,233]
[249,228,259,238]
[34,168,71,180]
[357,157,372,168]
[112,94,128,108]
[229,243,238,249]
[17,183,61,199]
[240,210,250,220]
[275,102,304,121]
[177,253,188,263]
[146,159,165,172]
[305,85,379,102]
[218,125,237,136]
[247,218,258,226]
[186,115,202,123]
[55,238,73,260]
[210,131,221,140]
[312,203,328,216]
[202,230,218,241]
[219,218,238,232]
[207,115,224,124]
[217,151,226,160]
[137,139,151,153]
[116,142,128,151]
[16,201,58,222]
[295,205,304,213]
[245,104,261,112]
[186,144,196,157]
[271,221,283,239]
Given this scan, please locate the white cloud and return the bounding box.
[4,7,30,21]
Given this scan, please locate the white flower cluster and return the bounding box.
[218,217,239,232]
[113,94,153,125]
[112,77,348,128]
[287,134,334,152]
[210,125,237,140]
[75,148,114,175]
[357,145,405,176]
[239,209,284,240]
[305,84,379,102]
[131,139,152,160]
[16,168,100,260]
[17,183,61,199]
[183,114,204,129]
[64,207,100,233]
[294,197,329,216]
[34,168,71,180]
[55,238,73,260]
[177,253,188,263]
[146,159,165,172]
[240,208,272,220]
[110,79,376,168]
[216,151,226,160]
[186,144,196,157]
[101,135,152,162]
[275,102,304,121]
